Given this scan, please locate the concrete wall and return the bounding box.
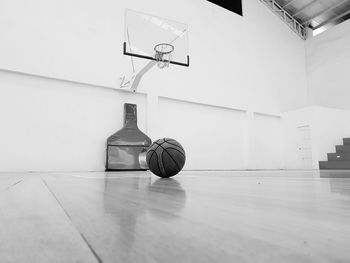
[306,19,350,111]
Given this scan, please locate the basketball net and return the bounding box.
[154,43,174,69]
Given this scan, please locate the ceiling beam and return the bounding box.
[259,0,307,39]
[282,0,298,8]
[292,0,318,17]
[313,8,350,30]
[301,0,349,26]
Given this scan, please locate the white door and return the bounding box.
[297,126,313,169]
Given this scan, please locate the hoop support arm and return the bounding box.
[120,60,156,92]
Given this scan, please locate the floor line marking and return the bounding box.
[41,179,103,263]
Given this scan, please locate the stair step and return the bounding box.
[328,153,350,161]
[335,145,350,153]
[319,161,350,169]
[343,138,350,145]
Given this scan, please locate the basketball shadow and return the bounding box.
[146,178,187,221]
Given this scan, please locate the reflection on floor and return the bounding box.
[1,170,350,263]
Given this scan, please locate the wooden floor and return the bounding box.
[1,170,350,263]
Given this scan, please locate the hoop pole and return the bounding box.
[130,60,157,92]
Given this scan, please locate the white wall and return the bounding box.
[0,0,309,171]
[253,113,282,169]
[306,19,350,111]
[157,97,246,170]
[243,0,308,113]
[0,71,147,172]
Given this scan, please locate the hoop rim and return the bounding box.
[123,42,189,67]
[154,43,175,54]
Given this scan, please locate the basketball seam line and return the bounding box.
[147,149,157,166]
[163,149,181,171]
[151,142,169,177]
[157,144,184,172]
[148,149,162,176]
[159,149,168,177]
[164,138,178,143]
[163,139,185,152]
[157,143,185,158]
[167,145,185,156]
[154,139,165,146]
[153,143,162,150]
[160,151,169,177]
[164,146,186,158]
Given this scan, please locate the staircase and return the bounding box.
[319,138,350,169]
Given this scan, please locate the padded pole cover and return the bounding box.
[106,103,152,171]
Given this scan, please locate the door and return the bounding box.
[297,125,313,169]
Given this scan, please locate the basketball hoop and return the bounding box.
[154,43,174,69]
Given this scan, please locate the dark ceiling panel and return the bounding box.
[206,0,243,16]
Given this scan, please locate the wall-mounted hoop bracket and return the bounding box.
[119,60,157,92]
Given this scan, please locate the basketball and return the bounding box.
[146,138,186,178]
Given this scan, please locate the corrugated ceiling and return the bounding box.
[275,0,350,35]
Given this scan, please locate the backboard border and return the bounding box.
[123,42,190,67]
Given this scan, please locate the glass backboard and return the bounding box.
[124,9,189,67]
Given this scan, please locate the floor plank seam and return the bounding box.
[79,233,104,263]
[41,179,104,263]
[0,179,23,194]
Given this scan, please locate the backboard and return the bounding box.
[124,9,189,67]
